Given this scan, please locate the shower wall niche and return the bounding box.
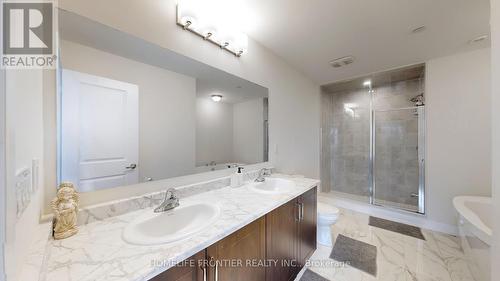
[321,64,425,213]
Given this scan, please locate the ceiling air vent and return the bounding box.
[329,56,355,68]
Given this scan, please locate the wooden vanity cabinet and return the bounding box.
[297,187,317,267]
[150,187,317,281]
[265,198,299,281]
[266,186,317,281]
[207,217,266,281]
[150,251,206,281]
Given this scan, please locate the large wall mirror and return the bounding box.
[57,10,269,192]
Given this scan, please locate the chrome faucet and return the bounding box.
[255,168,272,182]
[154,188,180,213]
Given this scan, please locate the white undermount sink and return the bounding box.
[123,201,220,245]
[248,178,296,194]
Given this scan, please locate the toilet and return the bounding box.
[317,202,340,247]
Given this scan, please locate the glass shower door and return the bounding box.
[372,106,425,213]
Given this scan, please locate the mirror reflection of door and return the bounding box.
[57,10,270,192]
[60,69,139,192]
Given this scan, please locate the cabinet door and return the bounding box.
[150,250,206,281]
[297,187,317,267]
[265,198,300,281]
[207,217,266,281]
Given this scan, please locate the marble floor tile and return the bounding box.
[296,208,475,281]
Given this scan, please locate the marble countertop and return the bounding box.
[40,175,319,281]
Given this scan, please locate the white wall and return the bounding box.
[196,98,234,166]
[45,0,320,210]
[4,69,45,281]
[60,40,197,183]
[233,98,264,164]
[0,69,6,281]
[490,0,500,276]
[426,47,492,226]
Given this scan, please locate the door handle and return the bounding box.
[125,163,137,170]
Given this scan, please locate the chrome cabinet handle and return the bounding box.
[200,263,207,281]
[125,163,137,170]
[296,202,301,222]
[214,258,218,281]
[209,256,218,281]
[300,202,304,221]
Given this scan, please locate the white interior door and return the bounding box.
[61,69,139,192]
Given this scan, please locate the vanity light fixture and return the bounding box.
[176,0,249,57]
[211,94,223,102]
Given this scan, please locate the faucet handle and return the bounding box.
[164,188,178,199]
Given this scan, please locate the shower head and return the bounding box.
[410,93,424,106]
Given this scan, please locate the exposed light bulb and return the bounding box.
[178,0,203,29]
[211,94,223,102]
[218,27,237,48]
[176,0,250,57]
[234,33,248,55]
[199,22,219,40]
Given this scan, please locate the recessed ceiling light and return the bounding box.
[211,94,223,102]
[469,35,489,44]
[411,26,427,34]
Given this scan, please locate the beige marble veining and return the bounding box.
[295,207,476,281]
[39,174,318,281]
[18,223,53,281]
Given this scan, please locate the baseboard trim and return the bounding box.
[319,192,458,236]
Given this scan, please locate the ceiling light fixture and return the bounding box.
[363,80,372,87]
[177,0,249,57]
[211,94,223,102]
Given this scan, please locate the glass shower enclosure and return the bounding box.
[321,64,425,213]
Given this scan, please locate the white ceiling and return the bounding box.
[245,0,490,85]
[196,79,268,104]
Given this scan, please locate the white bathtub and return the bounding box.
[453,196,492,281]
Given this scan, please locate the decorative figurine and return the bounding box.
[51,182,80,239]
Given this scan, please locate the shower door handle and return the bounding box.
[411,193,419,198]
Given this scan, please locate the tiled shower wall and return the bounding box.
[321,78,424,210]
[321,88,371,199]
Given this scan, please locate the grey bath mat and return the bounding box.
[330,234,377,276]
[299,269,329,281]
[369,216,426,240]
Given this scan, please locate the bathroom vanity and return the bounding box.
[150,187,317,281]
[29,175,319,281]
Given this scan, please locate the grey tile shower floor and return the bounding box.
[295,208,475,281]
